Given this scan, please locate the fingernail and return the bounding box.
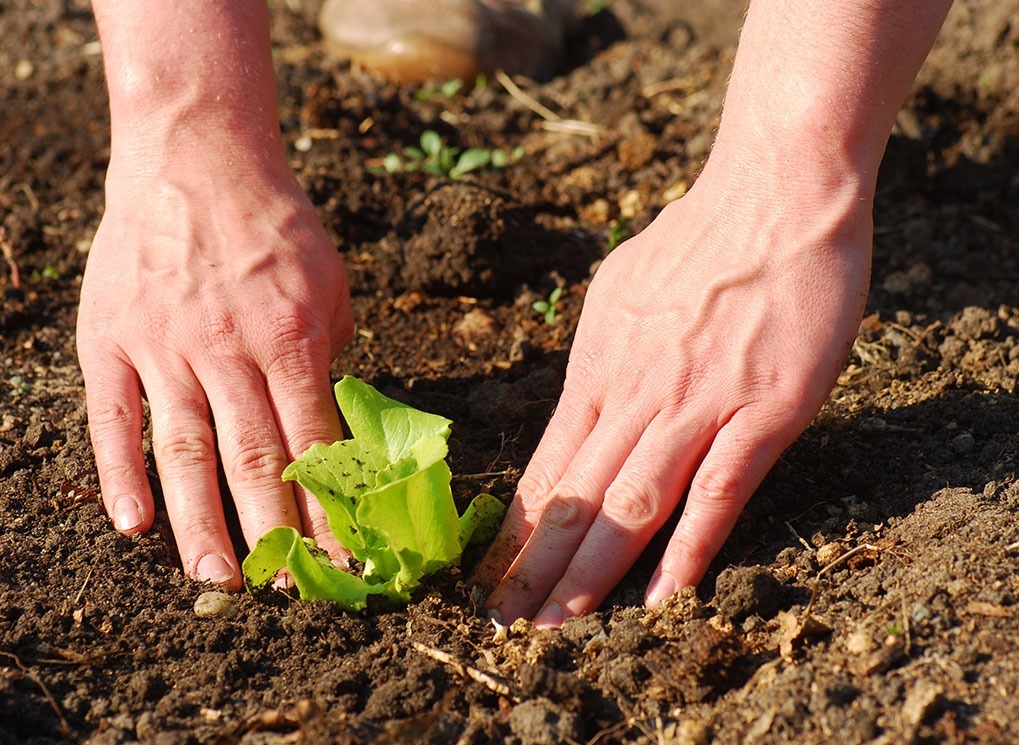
[533,601,565,629]
[645,570,678,608]
[112,497,142,532]
[196,553,236,584]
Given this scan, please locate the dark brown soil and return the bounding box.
[3,1,1019,743]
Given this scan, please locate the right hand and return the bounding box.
[77,145,354,588]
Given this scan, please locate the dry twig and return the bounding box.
[802,543,881,620]
[1,227,21,290]
[411,641,517,700]
[495,70,604,138]
[0,650,72,736]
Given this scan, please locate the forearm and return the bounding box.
[92,0,282,167]
[710,0,952,199]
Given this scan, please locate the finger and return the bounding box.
[530,411,709,627]
[264,346,347,559]
[485,410,646,623]
[645,405,798,607]
[470,381,600,593]
[145,368,240,589]
[199,363,302,549]
[81,353,154,536]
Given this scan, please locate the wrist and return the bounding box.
[701,0,954,210]
[95,0,282,168]
[707,104,878,208]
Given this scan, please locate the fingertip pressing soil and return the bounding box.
[3,0,1019,743]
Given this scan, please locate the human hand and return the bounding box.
[474,157,873,626]
[77,149,353,589]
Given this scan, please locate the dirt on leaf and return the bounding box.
[3,0,1019,743]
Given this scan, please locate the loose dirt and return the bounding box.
[2,1,1019,742]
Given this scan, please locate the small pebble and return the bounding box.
[911,602,932,622]
[815,542,845,567]
[901,680,943,728]
[951,432,975,454]
[946,579,968,597]
[15,59,33,81]
[194,591,239,619]
[846,629,875,655]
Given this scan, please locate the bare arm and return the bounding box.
[476,0,953,625]
[80,1,353,586]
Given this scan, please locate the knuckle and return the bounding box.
[154,426,215,467]
[87,398,135,435]
[224,430,286,483]
[263,314,331,379]
[541,493,592,531]
[516,471,553,508]
[601,481,660,529]
[690,466,744,511]
[270,313,327,350]
[201,309,240,349]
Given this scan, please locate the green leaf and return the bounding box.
[458,493,506,549]
[451,148,491,178]
[420,130,443,157]
[245,377,505,611]
[403,146,425,161]
[335,376,451,460]
[242,526,378,609]
[441,78,464,97]
[281,438,382,561]
[356,455,461,593]
[383,153,402,173]
[439,146,457,173]
[490,148,509,168]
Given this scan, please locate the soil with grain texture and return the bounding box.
[2,1,1019,743]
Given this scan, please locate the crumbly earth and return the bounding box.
[2,1,1019,743]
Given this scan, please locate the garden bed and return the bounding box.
[3,0,1019,742]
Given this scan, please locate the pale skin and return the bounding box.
[80,0,952,620]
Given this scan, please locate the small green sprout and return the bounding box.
[8,375,27,398]
[31,265,59,282]
[606,217,632,252]
[413,77,465,102]
[532,286,564,325]
[377,130,523,179]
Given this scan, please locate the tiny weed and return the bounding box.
[532,286,563,325]
[8,375,27,398]
[414,77,465,102]
[376,130,523,179]
[31,265,59,282]
[606,217,632,251]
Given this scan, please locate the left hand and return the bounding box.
[472,156,872,627]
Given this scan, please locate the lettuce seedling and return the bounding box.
[242,376,505,610]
